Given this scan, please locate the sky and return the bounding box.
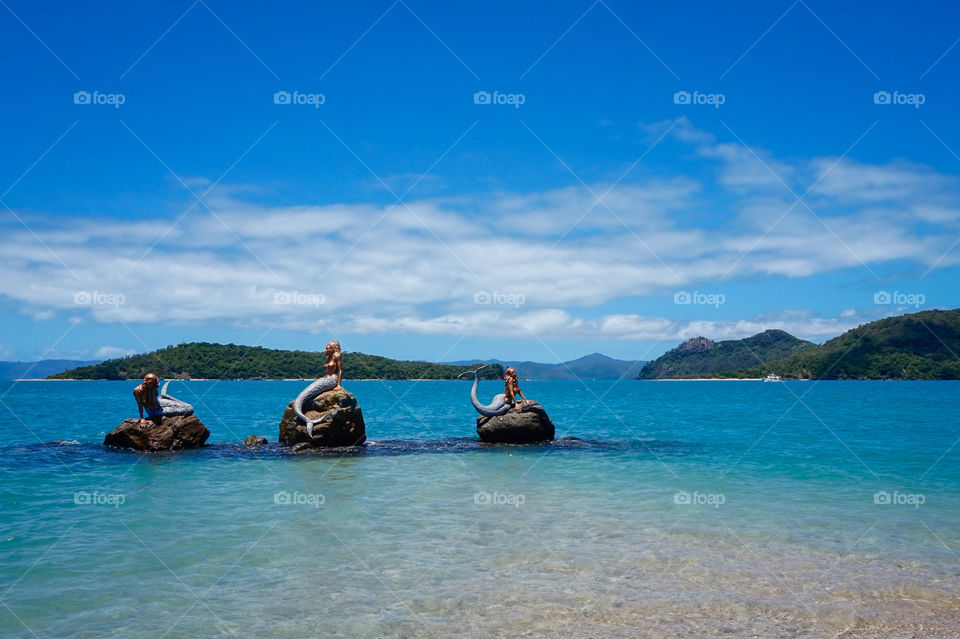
[1,0,959,364]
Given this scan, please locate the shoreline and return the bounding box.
[646,377,764,381]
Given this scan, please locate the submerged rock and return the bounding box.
[476,401,555,443]
[278,388,366,448]
[104,415,210,451]
[243,435,269,447]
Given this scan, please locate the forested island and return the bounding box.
[49,342,504,381]
[48,309,960,381]
[639,309,960,380]
[637,329,814,379]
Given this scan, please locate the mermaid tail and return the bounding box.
[458,366,511,417]
[158,381,194,416]
[294,375,338,436]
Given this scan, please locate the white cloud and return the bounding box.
[807,157,957,203]
[330,308,871,345]
[0,121,957,344]
[94,346,137,359]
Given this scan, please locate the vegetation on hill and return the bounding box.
[447,353,647,380]
[721,309,960,380]
[637,329,816,379]
[48,342,504,381]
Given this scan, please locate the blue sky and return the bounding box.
[1,0,959,363]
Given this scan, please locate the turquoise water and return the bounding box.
[2,380,959,637]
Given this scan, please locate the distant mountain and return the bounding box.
[447,353,648,380]
[48,342,504,380]
[0,360,101,380]
[637,330,816,379]
[725,309,960,380]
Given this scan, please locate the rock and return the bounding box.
[104,415,210,451]
[278,388,366,448]
[676,336,715,353]
[476,401,555,443]
[243,435,269,446]
[290,442,314,453]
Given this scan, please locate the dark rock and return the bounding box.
[104,415,209,451]
[476,401,554,443]
[278,388,366,448]
[289,442,314,453]
[243,435,269,446]
[676,336,715,353]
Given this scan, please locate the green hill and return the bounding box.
[724,309,960,380]
[48,342,504,381]
[637,329,817,379]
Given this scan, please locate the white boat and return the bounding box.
[763,374,782,382]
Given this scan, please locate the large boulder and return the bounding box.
[476,401,554,443]
[278,388,366,448]
[104,415,210,451]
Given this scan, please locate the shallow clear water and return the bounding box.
[1,380,959,637]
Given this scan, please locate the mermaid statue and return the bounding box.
[134,373,194,425]
[293,340,343,437]
[458,365,529,416]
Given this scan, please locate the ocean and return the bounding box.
[2,379,959,637]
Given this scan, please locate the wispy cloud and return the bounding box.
[94,345,137,359]
[1,121,957,344]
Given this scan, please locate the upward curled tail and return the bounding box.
[458,365,510,417]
